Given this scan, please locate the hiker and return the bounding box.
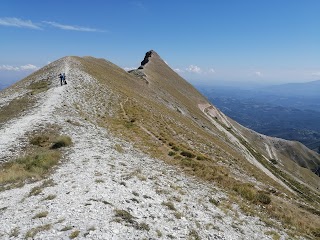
[63,73,67,85]
[58,73,64,86]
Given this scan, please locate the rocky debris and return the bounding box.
[128,69,149,84]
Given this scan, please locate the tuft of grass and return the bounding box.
[29,179,55,196]
[209,198,219,206]
[69,230,80,239]
[9,227,19,237]
[32,211,48,219]
[114,143,124,153]
[172,146,180,152]
[61,226,73,231]
[168,151,176,156]
[174,211,183,219]
[256,191,271,205]
[162,201,176,211]
[265,230,280,240]
[189,229,201,240]
[51,135,72,149]
[136,222,150,231]
[233,183,257,202]
[156,229,163,237]
[25,224,51,238]
[114,209,135,224]
[180,151,196,158]
[95,179,105,183]
[43,194,56,201]
[30,134,50,147]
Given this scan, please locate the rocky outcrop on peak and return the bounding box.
[138,50,155,69]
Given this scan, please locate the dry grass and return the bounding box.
[28,80,49,94]
[25,224,51,239]
[69,230,80,239]
[0,96,34,127]
[32,211,48,219]
[0,150,60,186]
[0,131,72,190]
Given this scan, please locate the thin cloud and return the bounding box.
[254,71,262,77]
[174,68,184,73]
[0,64,38,71]
[44,21,104,32]
[20,64,38,70]
[124,67,136,71]
[186,65,202,73]
[311,72,320,77]
[0,17,41,29]
[208,68,215,73]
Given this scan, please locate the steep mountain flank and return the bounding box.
[0,53,319,239]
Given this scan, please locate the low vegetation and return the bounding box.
[25,224,51,239]
[28,80,49,94]
[0,131,72,190]
[32,211,48,219]
[51,135,72,149]
[0,96,34,127]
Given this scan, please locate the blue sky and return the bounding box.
[1,0,320,86]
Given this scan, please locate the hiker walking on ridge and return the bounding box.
[63,73,67,85]
[58,73,67,86]
[58,73,64,86]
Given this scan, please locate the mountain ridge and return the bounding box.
[0,53,319,239]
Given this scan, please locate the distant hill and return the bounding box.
[197,81,320,153]
[263,80,320,98]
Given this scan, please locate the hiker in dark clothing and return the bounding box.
[58,73,64,86]
[63,73,67,85]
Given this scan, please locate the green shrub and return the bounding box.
[172,146,180,151]
[180,151,196,158]
[233,183,256,201]
[312,228,320,237]
[168,151,176,156]
[196,155,206,160]
[270,159,277,164]
[256,191,271,205]
[51,135,72,149]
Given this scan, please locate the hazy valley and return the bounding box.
[198,82,320,154]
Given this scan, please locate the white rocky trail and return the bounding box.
[0,57,287,239]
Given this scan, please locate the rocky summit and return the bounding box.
[0,52,319,239]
